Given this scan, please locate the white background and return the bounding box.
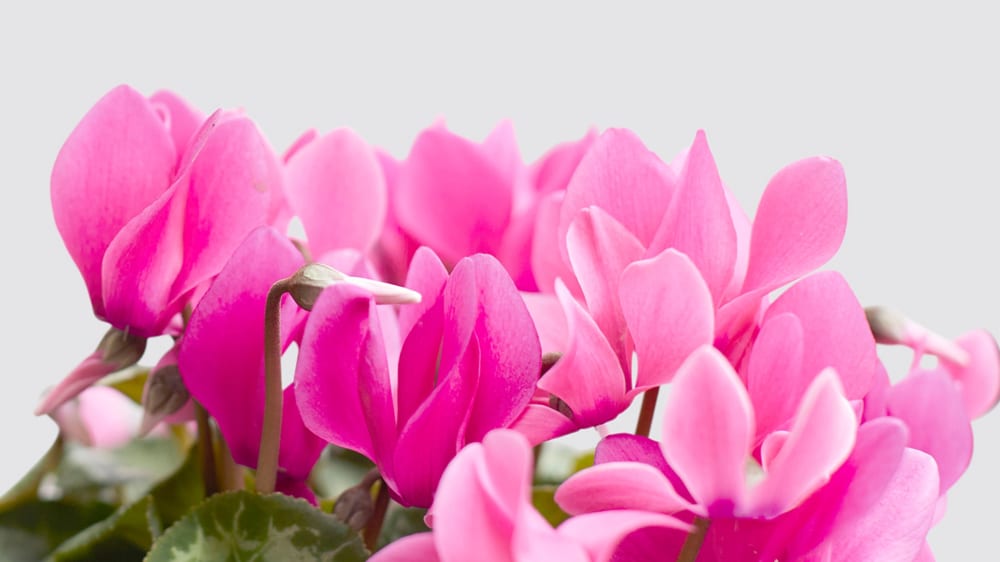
[1,2,997,559]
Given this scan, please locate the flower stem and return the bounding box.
[256,279,291,494]
[364,479,391,551]
[194,400,219,497]
[676,516,710,562]
[634,387,660,437]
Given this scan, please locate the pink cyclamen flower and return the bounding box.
[295,248,541,507]
[39,85,284,415]
[385,121,594,290]
[518,129,856,441]
[371,430,689,562]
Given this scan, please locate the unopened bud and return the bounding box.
[288,263,421,311]
[864,306,909,345]
[138,365,189,436]
[97,327,147,369]
[334,486,375,531]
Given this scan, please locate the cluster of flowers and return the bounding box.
[39,85,999,561]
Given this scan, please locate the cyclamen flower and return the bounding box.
[382,122,594,289]
[38,85,284,415]
[519,129,861,440]
[371,430,689,562]
[295,248,542,507]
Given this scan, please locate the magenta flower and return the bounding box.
[39,85,284,415]
[177,227,324,497]
[295,248,542,507]
[518,129,856,440]
[386,122,594,289]
[370,430,688,562]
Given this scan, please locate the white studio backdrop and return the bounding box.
[1,2,997,559]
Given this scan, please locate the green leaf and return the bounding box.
[532,486,570,527]
[375,505,429,550]
[0,437,64,512]
[47,497,153,561]
[310,446,375,499]
[145,490,369,562]
[0,500,115,561]
[55,436,186,504]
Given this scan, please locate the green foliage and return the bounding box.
[375,505,429,550]
[145,491,370,562]
[531,486,571,527]
[0,500,115,561]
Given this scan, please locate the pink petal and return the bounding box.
[750,370,858,517]
[556,462,700,516]
[746,312,806,438]
[295,285,395,467]
[941,330,1000,418]
[148,89,204,156]
[178,227,305,470]
[394,125,512,264]
[509,404,579,445]
[512,508,590,562]
[369,533,441,562]
[741,157,847,294]
[449,255,541,443]
[765,272,878,399]
[620,249,715,391]
[285,129,387,254]
[559,128,676,252]
[51,85,176,319]
[824,449,939,562]
[398,246,449,342]
[168,115,282,305]
[529,129,597,195]
[277,383,326,480]
[35,352,121,416]
[530,191,583,296]
[646,131,736,303]
[520,291,569,354]
[660,346,753,516]
[721,187,753,302]
[556,510,692,562]
[566,207,645,369]
[537,282,629,428]
[887,370,973,491]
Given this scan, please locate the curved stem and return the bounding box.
[676,516,710,562]
[363,479,391,551]
[634,387,660,437]
[194,401,219,497]
[256,279,290,494]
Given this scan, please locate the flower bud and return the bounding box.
[334,485,375,531]
[864,306,908,345]
[97,327,147,369]
[288,263,421,311]
[865,306,969,365]
[138,364,190,436]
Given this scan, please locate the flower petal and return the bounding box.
[556,462,700,516]
[149,89,204,156]
[941,330,1000,419]
[750,369,858,517]
[285,129,387,254]
[531,191,583,296]
[660,346,753,516]
[556,510,691,562]
[369,533,441,562]
[646,131,736,303]
[746,312,806,438]
[741,157,847,294]
[51,85,176,318]
[620,249,715,391]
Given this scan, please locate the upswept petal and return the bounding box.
[392,337,481,507]
[447,255,541,443]
[559,128,675,252]
[169,115,281,304]
[295,284,395,466]
[537,282,629,428]
[746,312,806,438]
[284,128,387,254]
[555,510,691,562]
[765,271,878,399]
[722,187,753,302]
[149,89,204,156]
[51,85,176,318]
[940,330,1000,418]
[555,462,700,516]
[566,207,644,369]
[646,131,736,303]
[749,370,857,517]
[620,249,715,392]
[508,404,578,445]
[660,346,753,516]
[887,370,973,491]
[530,129,596,195]
[824,449,939,562]
[35,352,121,416]
[741,157,847,295]
[530,191,583,296]
[178,227,304,469]
[369,533,441,562]
[513,508,590,562]
[277,384,326,480]
[520,292,569,354]
[394,125,513,264]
